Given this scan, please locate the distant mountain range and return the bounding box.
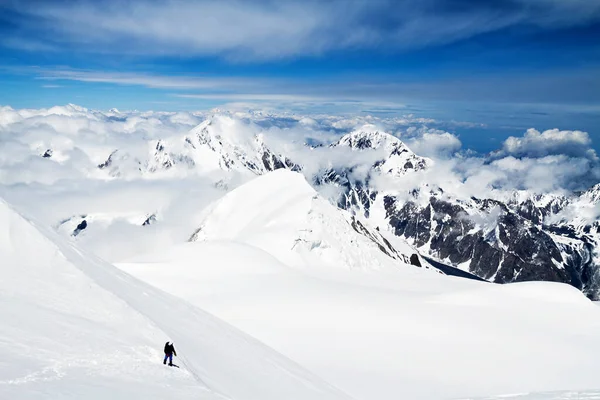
[45,114,599,298]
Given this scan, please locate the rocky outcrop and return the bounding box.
[312,129,600,298]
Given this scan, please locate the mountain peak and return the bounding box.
[582,183,600,204]
[334,128,430,177]
[189,169,425,271]
[336,128,407,152]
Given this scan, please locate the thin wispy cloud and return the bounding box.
[35,68,259,90]
[1,37,58,53]
[174,93,325,102]
[19,65,600,107]
[3,0,600,60]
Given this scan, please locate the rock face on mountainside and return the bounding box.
[383,195,573,284]
[310,129,600,298]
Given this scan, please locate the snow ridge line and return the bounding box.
[1,199,355,400]
[67,247,355,400]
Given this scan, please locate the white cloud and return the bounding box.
[487,155,599,193]
[500,128,596,159]
[0,104,206,184]
[396,127,600,197]
[403,129,462,158]
[11,1,349,59]
[0,105,233,261]
[550,201,600,227]
[369,125,600,202]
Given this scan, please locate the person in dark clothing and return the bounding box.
[163,341,177,366]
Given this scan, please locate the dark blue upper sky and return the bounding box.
[1,0,599,153]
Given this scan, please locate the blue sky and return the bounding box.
[1,0,600,153]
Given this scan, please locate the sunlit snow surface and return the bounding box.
[0,197,353,400]
[118,170,600,400]
[463,391,600,399]
[3,168,600,400]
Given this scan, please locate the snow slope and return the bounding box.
[189,168,430,271]
[119,171,600,400]
[119,239,600,400]
[464,390,600,399]
[0,198,354,400]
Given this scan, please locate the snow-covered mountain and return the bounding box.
[383,195,572,283]
[312,128,431,217]
[5,173,600,400]
[335,128,430,177]
[188,168,432,271]
[96,115,298,179]
[306,129,600,298]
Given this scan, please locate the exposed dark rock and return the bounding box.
[142,214,157,226]
[98,150,118,169]
[259,147,301,173]
[319,135,600,297]
[313,167,377,217]
[409,254,422,267]
[382,194,590,291]
[184,137,196,149]
[422,256,488,281]
[349,216,401,260]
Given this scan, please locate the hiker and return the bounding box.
[163,341,177,366]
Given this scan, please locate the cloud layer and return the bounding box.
[1,104,597,194]
[0,104,598,260]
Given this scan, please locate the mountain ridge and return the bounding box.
[42,114,600,298]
